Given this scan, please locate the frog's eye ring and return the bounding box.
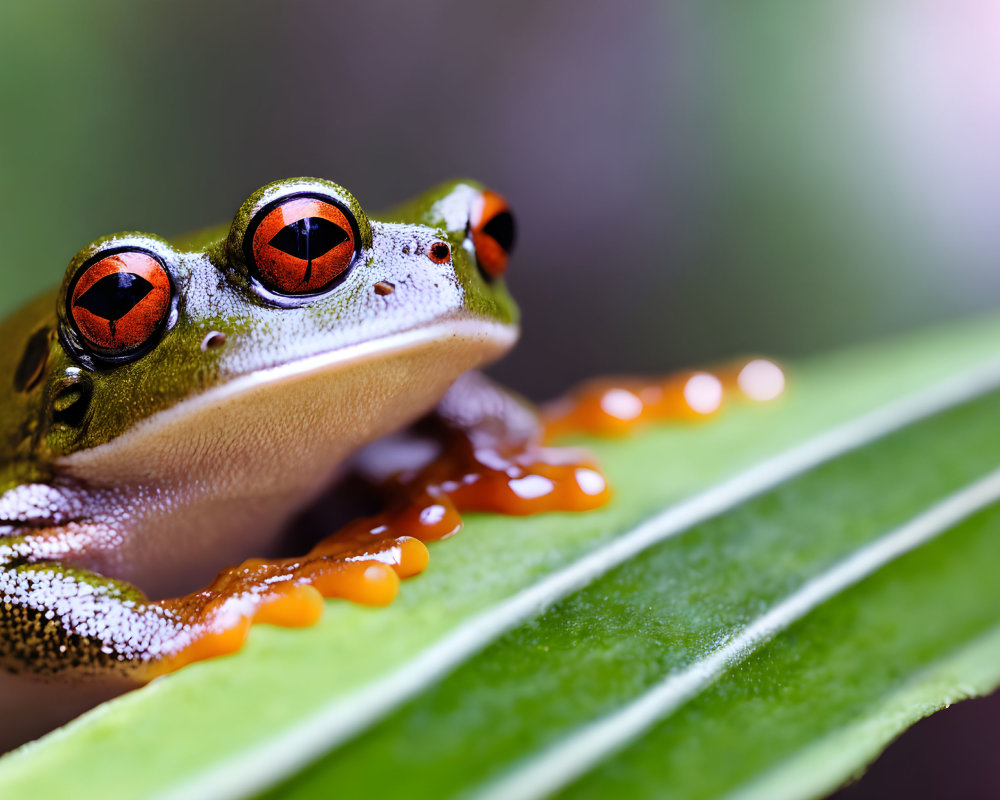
[244,193,360,296]
[470,190,516,280]
[67,249,173,359]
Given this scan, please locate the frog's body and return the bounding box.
[0,177,522,682]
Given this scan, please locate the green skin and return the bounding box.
[0,177,520,687]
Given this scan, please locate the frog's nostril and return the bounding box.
[470,189,516,280]
[428,241,451,264]
[200,331,227,351]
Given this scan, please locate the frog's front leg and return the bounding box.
[0,519,423,681]
[0,528,197,680]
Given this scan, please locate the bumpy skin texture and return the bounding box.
[0,534,173,677]
[0,177,519,680]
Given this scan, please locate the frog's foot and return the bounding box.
[356,370,613,516]
[542,357,786,438]
[153,522,434,675]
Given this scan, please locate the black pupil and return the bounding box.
[269,217,349,262]
[482,210,516,253]
[75,272,154,329]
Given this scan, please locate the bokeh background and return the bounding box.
[2,0,999,795]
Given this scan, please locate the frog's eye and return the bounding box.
[245,194,359,295]
[470,190,516,280]
[67,249,173,358]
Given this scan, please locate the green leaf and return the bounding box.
[4,315,1000,799]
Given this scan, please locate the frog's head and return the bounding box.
[2,178,518,489]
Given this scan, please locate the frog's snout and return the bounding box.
[468,189,516,280]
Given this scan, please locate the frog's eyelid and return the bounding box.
[235,179,372,252]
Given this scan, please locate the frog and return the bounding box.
[0,175,614,704]
[0,175,782,751]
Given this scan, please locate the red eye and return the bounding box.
[247,195,358,295]
[470,189,516,280]
[68,250,173,358]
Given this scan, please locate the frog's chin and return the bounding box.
[61,317,518,489]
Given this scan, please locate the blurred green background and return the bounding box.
[4,1,997,399]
